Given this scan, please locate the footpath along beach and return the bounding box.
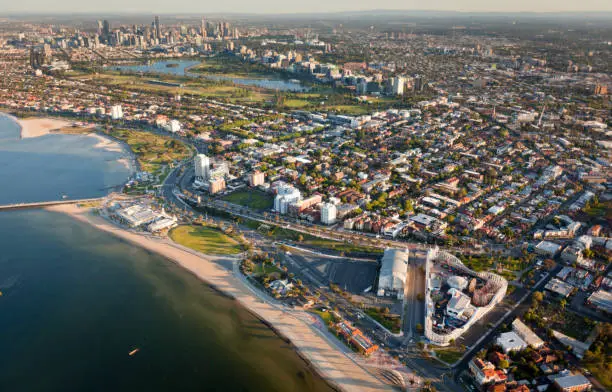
[48,203,393,392]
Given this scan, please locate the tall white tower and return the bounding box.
[195,154,210,180]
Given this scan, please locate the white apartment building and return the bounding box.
[274,184,301,214]
[194,154,210,180]
[110,104,123,120]
[320,202,337,225]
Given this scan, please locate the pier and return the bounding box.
[0,198,104,212]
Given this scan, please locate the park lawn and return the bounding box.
[221,189,274,211]
[169,225,244,255]
[282,98,311,109]
[90,70,273,105]
[459,255,493,272]
[326,104,373,116]
[251,263,282,276]
[433,347,464,364]
[107,128,192,174]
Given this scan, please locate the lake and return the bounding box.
[113,59,310,92]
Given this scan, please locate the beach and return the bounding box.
[17,117,72,138]
[49,203,393,392]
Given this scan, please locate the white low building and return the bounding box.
[148,217,178,233]
[117,204,158,227]
[166,119,181,133]
[496,331,528,353]
[446,288,473,320]
[377,249,409,298]
[512,319,545,349]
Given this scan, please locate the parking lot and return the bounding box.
[285,249,379,293]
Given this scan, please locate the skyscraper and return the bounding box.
[391,76,405,96]
[201,17,207,38]
[102,20,111,42]
[154,16,161,40]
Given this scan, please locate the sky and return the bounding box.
[1,0,611,14]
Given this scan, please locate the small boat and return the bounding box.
[128,348,140,356]
[61,194,68,199]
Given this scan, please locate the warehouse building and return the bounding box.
[377,248,409,299]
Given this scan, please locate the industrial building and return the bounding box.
[377,248,409,298]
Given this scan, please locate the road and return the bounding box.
[158,160,546,392]
[401,250,427,341]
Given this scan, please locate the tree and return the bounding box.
[533,291,544,303]
[404,199,414,213]
[498,359,510,369]
[543,258,555,270]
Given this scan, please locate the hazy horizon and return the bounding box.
[1,0,611,15]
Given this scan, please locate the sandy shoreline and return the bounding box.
[2,114,138,175]
[48,203,392,392]
[16,117,72,138]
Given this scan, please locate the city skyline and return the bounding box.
[2,0,612,14]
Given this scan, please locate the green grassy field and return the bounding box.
[107,129,192,175]
[169,225,244,255]
[251,263,282,276]
[433,347,464,364]
[221,190,274,211]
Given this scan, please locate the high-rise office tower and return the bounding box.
[201,17,207,38]
[102,20,111,42]
[154,16,161,40]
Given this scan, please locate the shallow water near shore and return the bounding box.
[0,209,333,391]
[0,115,133,205]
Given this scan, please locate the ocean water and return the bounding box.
[0,117,332,391]
[0,115,133,205]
